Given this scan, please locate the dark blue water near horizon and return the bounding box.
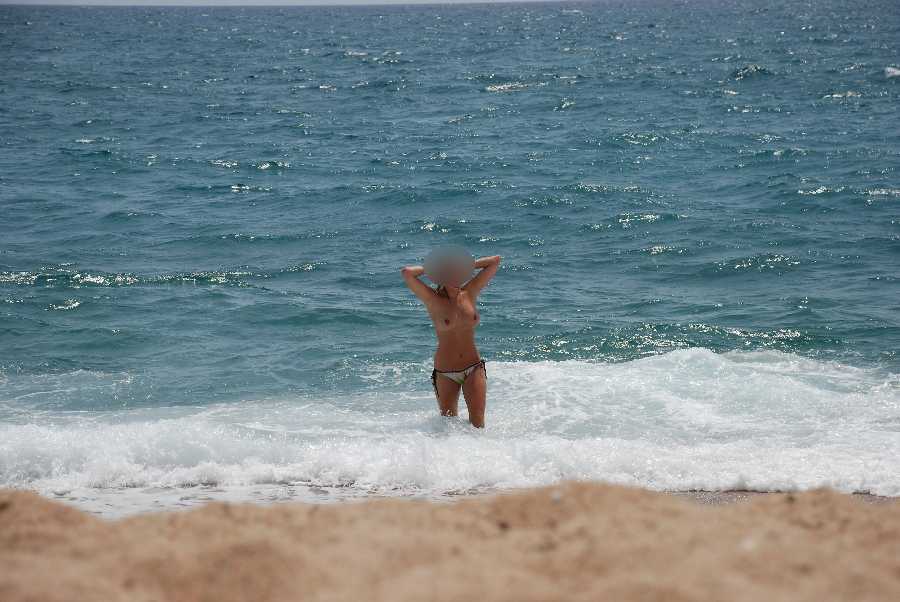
[0,0,899,512]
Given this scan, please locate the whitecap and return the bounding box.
[3,349,895,516]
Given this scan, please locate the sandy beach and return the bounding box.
[3,3,899,601]
[2,482,897,602]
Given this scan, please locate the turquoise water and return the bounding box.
[1,1,898,515]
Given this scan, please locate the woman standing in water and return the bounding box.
[401,248,501,428]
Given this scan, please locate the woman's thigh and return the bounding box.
[434,372,461,416]
[462,365,487,427]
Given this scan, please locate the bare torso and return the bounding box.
[427,290,482,370]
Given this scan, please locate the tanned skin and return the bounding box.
[400,255,501,427]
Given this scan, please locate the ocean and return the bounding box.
[1,0,898,517]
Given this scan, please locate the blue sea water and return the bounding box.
[1,0,899,516]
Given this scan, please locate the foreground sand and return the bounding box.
[1,482,898,602]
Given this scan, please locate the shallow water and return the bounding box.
[1,1,898,514]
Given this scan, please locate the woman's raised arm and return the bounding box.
[464,255,501,298]
[400,265,436,303]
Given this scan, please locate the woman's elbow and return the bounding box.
[400,266,419,279]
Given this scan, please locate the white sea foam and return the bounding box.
[1,349,897,516]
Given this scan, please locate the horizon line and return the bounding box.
[1,0,588,7]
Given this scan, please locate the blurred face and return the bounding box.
[425,245,473,287]
[437,259,470,287]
